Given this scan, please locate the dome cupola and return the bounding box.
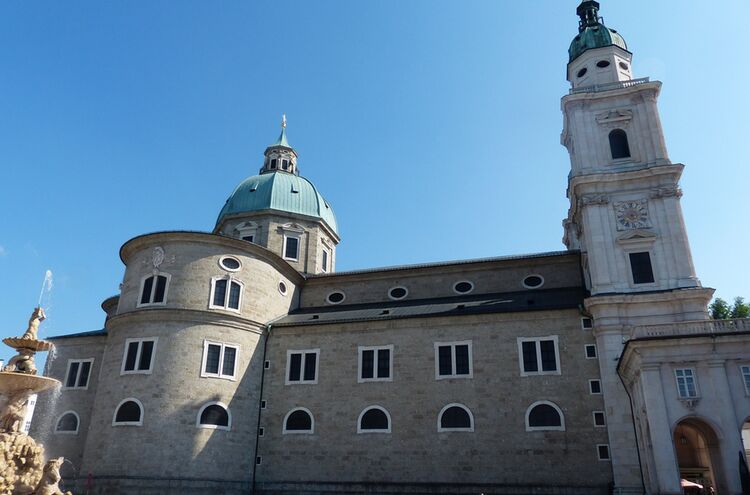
[568,1,627,63]
[261,115,299,175]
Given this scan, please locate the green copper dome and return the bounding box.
[569,1,627,63]
[216,171,339,235]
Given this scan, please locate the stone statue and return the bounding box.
[4,347,37,374]
[30,458,72,495]
[0,391,29,433]
[22,307,46,340]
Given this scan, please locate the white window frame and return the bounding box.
[741,365,750,395]
[593,411,607,428]
[357,405,392,434]
[54,410,80,435]
[136,272,171,308]
[522,274,545,289]
[112,397,144,427]
[282,234,301,261]
[434,340,473,380]
[285,349,320,385]
[388,286,409,301]
[597,444,611,461]
[357,345,394,383]
[282,407,315,435]
[63,358,94,390]
[452,280,475,295]
[626,249,657,288]
[325,290,346,305]
[437,403,474,432]
[236,221,258,243]
[581,317,593,330]
[200,340,240,381]
[218,256,242,272]
[585,344,597,359]
[524,400,565,432]
[321,248,330,273]
[589,379,602,395]
[674,368,699,399]
[208,276,244,313]
[120,337,158,375]
[517,336,561,377]
[196,401,232,431]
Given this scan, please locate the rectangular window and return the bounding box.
[64,359,94,389]
[321,249,329,273]
[629,252,655,284]
[597,444,611,461]
[517,336,560,376]
[589,379,602,394]
[358,345,393,382]
[581,317,593,330]
[286,349,320,384]
[675,368,698,398]
[210,278,243,311]
[434,341,473,379]
[593,411,606,427]
[138,273,169,307]
[121,338,157,374]
[585,344,597,359]
[284,236,300,261]
[741,366,750,395]
[201,341,239,380]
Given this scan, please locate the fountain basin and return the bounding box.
[2,337,53,352]
[0,372,60,395]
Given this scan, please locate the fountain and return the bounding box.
[0,307,72,495]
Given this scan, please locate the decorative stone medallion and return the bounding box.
[152,247,165,268]
[614,200,651,231]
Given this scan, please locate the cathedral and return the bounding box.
[32,2,750,494]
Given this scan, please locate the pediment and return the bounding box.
[616,229,657,244]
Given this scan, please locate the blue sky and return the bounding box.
[1,1,748,362]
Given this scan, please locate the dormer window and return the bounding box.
[609,129,631,159]
[284,236,300,261]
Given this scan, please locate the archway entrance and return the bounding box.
[673,418,721,494]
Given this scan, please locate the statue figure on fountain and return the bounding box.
[0,390,29,433]
[3,348,37,374]
[29,458,72,495]
[22,307,46,341]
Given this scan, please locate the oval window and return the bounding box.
[619,61,629,70]
[453,281,474,294]
[278,282,288,296]
[219,257,241,272]
[326,291,345,305]
[596,60,611,68]
[388,287,408,300]
[522,275,545,289]
[577,67,588,78]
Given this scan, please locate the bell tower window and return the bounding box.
[629,252,655,285]
[282,159,289,170]
[609,129,631,159]
[270,159,277,169]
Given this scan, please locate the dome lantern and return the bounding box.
[261,115,299,175]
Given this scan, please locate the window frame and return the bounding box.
[282,234,301,261]
[357,345,394,383]
[434,340,474,380]
[321,248,330,273]
[517,336,561,377]
[628,251,656,286]
[285,349,320,385]
[597,444,611,461]
[112,397,144,427]
[218,256,242,273]
[196,401,231,431]
[608,128,631,160]
[325,290,346,305]
[63,358,94,390]
[282,407,315,435]
[522,274,545,289]
[437,403,474,433]
[54,410,80,435]
[524,400,566,432]
[585,344,598,359]
[120,337,158,375]
[740,365,750,395]
[593,411,607,428]
[200,340,240,381]
[208,276,244,313]
[136,272,171,308]
[357,405,392,434]
[589,379,602,395]
[674,368,699,399]
[581,317,593,330]
[452,280,475,295]
[387,286,409,301]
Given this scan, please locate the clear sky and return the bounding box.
[1,1,748,363]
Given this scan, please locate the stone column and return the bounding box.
[706,360,743,494]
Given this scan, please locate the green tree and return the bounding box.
[709,297,749,319]
[731,297,750,319]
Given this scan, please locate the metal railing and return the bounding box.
[570,77,651,94]
[631,318,750,339]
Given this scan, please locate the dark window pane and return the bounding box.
[594,412,606,426]
[124,342,139,371]
[523,275,543,288]
[77,361,91,387]
[522,342,538,372]
[242,235,254,242]
[213,279,227,307]
[528,404,561,427]
[140,276,154,304]
[609,129,631,159]
[586,345,597,358]
[591,380,602,394]
[598,445,610,460]
[455,345,470,375]
[438,346,453,376]
[138,341,154,371]
[629,252,655,284]
[322,250,328,271]
[66,362,80,388]
[200,405,229,427]
[327,292,344,303]
[389,287,407,299]
[228,282,241,309]
[115,401,141,423]
[221,258,240,270]
[361,350,374,379]
[56,413,78,432]
[286,410,312,430]
[270,159,277,169]
[288,353,301,381]
[377,349,390,378]
[303,352,317,381]
[282,159,289,170]
[360,409,389,430]
[454,281,473,293]
[222,347,236,376]
[285,237,299,259]
[205,344,221,374]
[441,406,471,429]
[153,276,167,303]
[540,340,557,371]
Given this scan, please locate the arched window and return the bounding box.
[525,401,565,431]
[283,407,314,434]
[609,129,631,159]
[437,403,474,432]
[113,398,143,426]
[210,277,243,311]
[358,406,391,433]
[55,411,80,434]
[138,273,170,307]
[270,158,277,169]
[197,402,231,431]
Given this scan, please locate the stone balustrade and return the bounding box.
[631,318,750,340]
[570,77,651,94]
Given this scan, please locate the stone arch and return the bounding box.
[672,416,724,494]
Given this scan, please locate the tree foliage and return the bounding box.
[710,297,749,320]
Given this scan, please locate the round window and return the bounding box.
[577,67,588,78]
[388,287,408,300]
[278,282,288,296]
[219,256,241,272]
[453,281,474,294]
[596,60,611,68]
[326,291,346,305]
[522,275,545,289]
[619,61,629,70]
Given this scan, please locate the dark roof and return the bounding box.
[48,329,107,340]
[272,287,586,327]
